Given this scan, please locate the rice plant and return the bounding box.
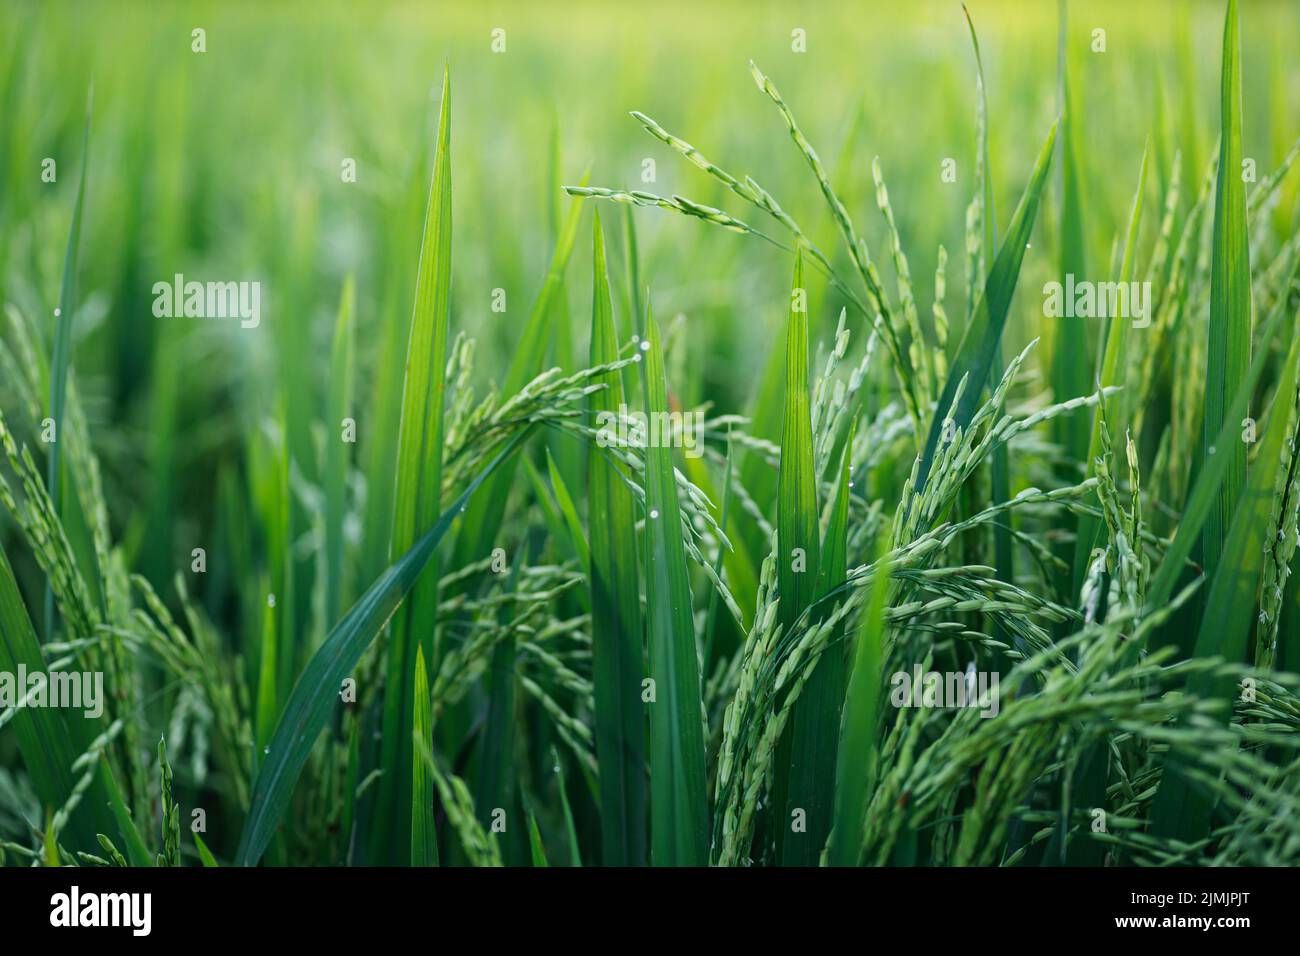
[2,0,1300,872]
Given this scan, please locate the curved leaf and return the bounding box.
[235,427,532,866]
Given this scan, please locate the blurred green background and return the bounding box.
[1,0,1296,614]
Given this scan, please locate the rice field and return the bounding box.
[1,0,1299,870]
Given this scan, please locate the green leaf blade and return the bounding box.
[374,66,453,864]
[411,645,438,866]
[324,276,356,628]
[642,305,708,867]
[1200,0,1252,583]
[777,253,834,866]
[828,556,891,867]
[587,213,647,866]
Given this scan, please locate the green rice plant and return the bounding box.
[3,0,1300,875]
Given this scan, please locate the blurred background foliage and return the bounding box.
[2,1,1296,600]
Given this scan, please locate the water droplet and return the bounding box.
[53,308,61,317]
[640,340,650,351]
[267,594,276,607]
[649,509,659,519]
[1208,445,1217,455]
[263,746,270,754]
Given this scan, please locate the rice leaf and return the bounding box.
[546,449,589,576]
[641,303,709,866]
[776,252,831,865]
[411,645,438,866]
[324,275,356,627]
[360,117,433,586]
[587,212,647,866]
[828,555,890,866]
[738,333,787,540]
[525,457,587,571]
[194,832,219,867]
[375,65,453,864]
[1051,1,1091,467]
[254,584,278,752]
[44,85,91,642]
[526,808,549,867]
[1199,0,1252,584]
[552,746,583,866]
